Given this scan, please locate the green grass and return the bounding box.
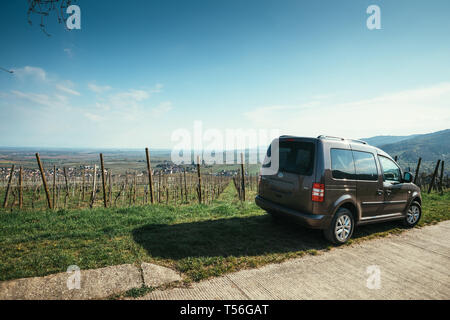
[0,184,449,283]
[117,286,155,299]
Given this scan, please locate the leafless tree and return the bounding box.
[0,67,13,74]
[27,0,78,36]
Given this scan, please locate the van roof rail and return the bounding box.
[317,135,368,145]
[317,135,345,141]
[348,139,367,145]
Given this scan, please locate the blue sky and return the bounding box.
[0,0,449,149]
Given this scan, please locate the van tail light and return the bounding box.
[312,183,325,202]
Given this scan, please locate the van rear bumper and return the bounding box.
[255,196,331,229]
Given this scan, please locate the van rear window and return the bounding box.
[278,140,315,175]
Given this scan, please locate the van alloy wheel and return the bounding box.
[402,201,421,228]
[406,204,420,225]
[324,208,354,244]
[335,215,352,242]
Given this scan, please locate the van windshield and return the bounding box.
[265,140,315,175]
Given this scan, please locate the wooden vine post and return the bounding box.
[183,167,188,203]
[52,165,56,209]
[133,171,137,205]
[428,159,441,194]
[158,171,161,203]
[108,171,113,206]
[63,167,70,197]
[145,148,154,204]
[35,153,52,209]
[197,155,202,204]
[240,153,246,201]
[82,167,86,201]
[18,167,23,209]
[100,153,107,208]
[90,165,97,208]
[3,164,14,208]
[413,157,421,185]
[63,167,70,208]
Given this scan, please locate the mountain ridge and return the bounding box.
[362,129,450,172]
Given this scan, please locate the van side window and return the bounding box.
[378,156,401,182]
[352,151,378,181]
[331,149,355,179]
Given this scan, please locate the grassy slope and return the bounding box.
[0,184,449,283]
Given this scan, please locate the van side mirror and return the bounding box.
[403,172,413,183]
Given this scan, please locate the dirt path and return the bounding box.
[139,221,450,300]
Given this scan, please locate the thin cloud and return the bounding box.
[11,90,69,109]
[11,90,52,107]
[111,89,150,103]
[98,85,164,111]
[12,66,80,97]
[150,83,164,94]
[244,82,450,138]
[3,70,170,147]
[151,101,173,116]
[12,66,47,81]
[84,112,104,122]
[64,48,73,58]
[56,84,80,96]
[88,83,112,94]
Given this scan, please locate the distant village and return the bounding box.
[0,160,241,184]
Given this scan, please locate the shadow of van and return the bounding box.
[132,214,403,260]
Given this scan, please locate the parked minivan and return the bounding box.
[255,135,422,244]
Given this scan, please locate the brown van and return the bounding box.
[255,135,422,244]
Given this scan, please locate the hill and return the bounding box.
[367,129,450,172]
[361,134,420,147]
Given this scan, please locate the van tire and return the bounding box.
[403,201,421,228]
[324,208,354,245]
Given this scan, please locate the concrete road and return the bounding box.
[140,221,450,300]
